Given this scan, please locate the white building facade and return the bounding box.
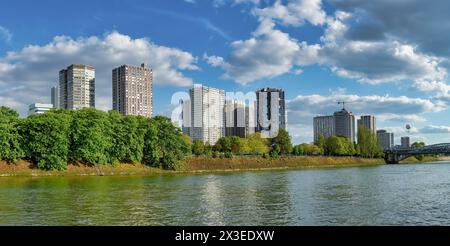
[183,85,225,145]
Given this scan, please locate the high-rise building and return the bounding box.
[377,130,394,149]
[51,86,59,108]
[59,64,95,110]
[334,107,356,142]
[224,100,256,138]
[256,88,286,138]
[401,137,410,148]
[28,103,53,116]
[183,85,225,145]
[112,64,153,117]
[313,115,335,142]
[358,115,376,132]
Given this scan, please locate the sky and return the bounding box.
[1,0,450,145]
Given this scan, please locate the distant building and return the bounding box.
[28,103,53,116]
[183,85,225,145]
[313,115,335,142]
[334,107,356,142]
[51,86,59,108]
[401,137,410,148]
[377,130,394,149]
[256,88,287,138]
[224,100,256,138]
[112,64,153,117]
[358,115,376,132]
[59,64,95,110]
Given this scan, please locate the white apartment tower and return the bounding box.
[313,115,335,142]
[112,64,153,117]
[256,88,287,138]
[358,115,376,132]
[59,64,95,110]
[183,85,225,145]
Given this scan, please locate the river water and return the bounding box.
[1,162,450,225]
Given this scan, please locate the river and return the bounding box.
[1,162,450,225]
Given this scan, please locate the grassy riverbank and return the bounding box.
[0,156,387,177]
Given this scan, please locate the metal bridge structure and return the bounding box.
[384,143,450,164]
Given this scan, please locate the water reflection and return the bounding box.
[1,163,450,225]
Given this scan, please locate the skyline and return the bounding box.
[1,0,450,145]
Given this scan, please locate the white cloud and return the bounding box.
[420,125,450,134]
[213,0,260,8]
[287,93,445,126]
[184,0,196,3]
[205,19,319,84]
[0,26,12,43]
[254,0,327,26]
[0,31,198,115]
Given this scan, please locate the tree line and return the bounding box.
[193,125,385,159]
[0,106,190,170]
[1,105,397,171]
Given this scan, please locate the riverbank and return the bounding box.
[0,156,387,177]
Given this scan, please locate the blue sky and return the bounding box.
[1,0,450,144]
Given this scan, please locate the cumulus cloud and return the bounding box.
[319,11,448,85]
[0,31,198,115]
[254,0,327,26]
[207,0,450,97]
[205,19,320,84]
[287,93,445,126]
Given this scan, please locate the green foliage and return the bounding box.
[192,140,205,156]
[325,135,355,156]
[224,151,233,159]
[108,111,148,164]
[70,109,113,165]
[18,112,71,170]
[271,129,293,155]
[0,107,24,162]
[357,126,382,158]
[246,133,269,155]
[214,136,245,154]
[412,142,426,161]
[292,143,322,156]
[143,116,190,170]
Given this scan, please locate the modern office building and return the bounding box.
[51,86,59,108]
[28,103,53,116]
[401,137,410,148]
[112,64,153,117]
[334,107,356,142]
[377,130,394,149]
[358,115,376,132]
[183,85,225,145]
[224,100,256,138]
[313,115,335,142]
[256,88,287,138]
[59,64,95,110]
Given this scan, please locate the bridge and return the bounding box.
[384,143,450,164]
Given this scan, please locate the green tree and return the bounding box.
[108,111,147,164]
[143,116,190,170]
[325,136,351,156]
[247,133,269,155]
[412,142,426,161]
[0,107,24,162]
[70,108,113,165]
[357,126,382,158]
[314,135,326,155]
[271,129,293,155]
[18,112,71,170]
[192,140,205,156]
